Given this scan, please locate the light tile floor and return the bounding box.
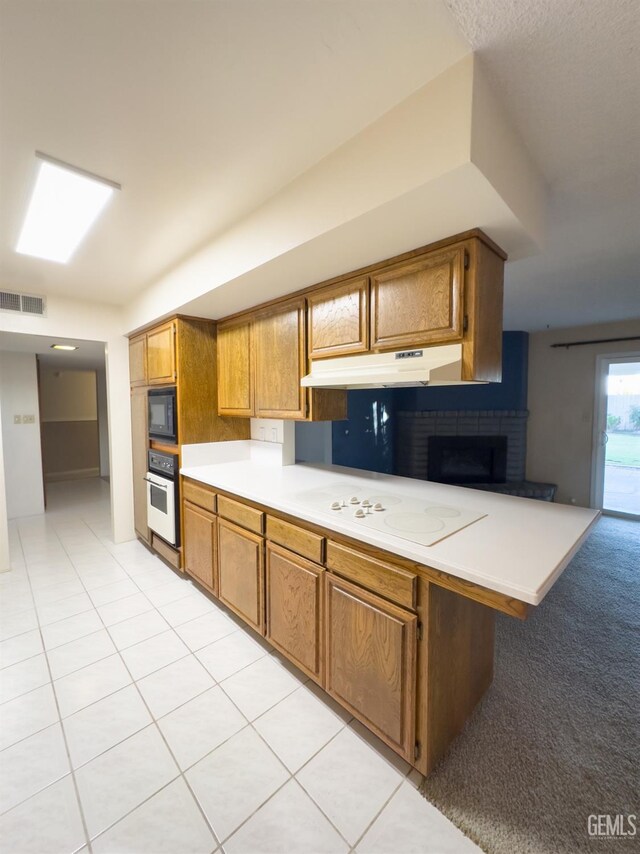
[0,478,480,853]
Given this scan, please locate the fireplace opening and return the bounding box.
[427,435,507,485]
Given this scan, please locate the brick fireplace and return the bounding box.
[395,409,555,500]
[396,409,528,481]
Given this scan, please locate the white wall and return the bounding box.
[96,368,110,478]
[527,318,640,507]
[0,352,45,519]
[295,421,333,465]
[0,390,10,571]
[0,296,133,542]
[39,367,97,421]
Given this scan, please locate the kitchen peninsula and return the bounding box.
[179,440,598,775]
[129,228,599,776]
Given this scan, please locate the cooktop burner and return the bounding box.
[294,483,486,546]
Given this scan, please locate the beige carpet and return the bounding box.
[421,515,640,854]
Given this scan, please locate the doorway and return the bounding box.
[592,354,640,519]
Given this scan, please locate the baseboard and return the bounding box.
[45,468,101,483]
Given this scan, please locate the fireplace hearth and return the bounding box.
[427,435,507,485]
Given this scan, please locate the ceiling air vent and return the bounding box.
[0,290,46,316]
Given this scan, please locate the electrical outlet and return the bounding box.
[271,428,278,442]
[259,427,265,441]
[14,414,22,424]
[23,414,35,424]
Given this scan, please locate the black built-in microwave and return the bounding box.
[148,387,177,442]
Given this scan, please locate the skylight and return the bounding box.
[16,153,119,264]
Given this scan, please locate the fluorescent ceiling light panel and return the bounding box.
[16,153,119,263]
[50,344,78,351]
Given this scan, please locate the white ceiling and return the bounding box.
[0,0,638,331]
[0,331,105,370]
[445,0,640,329]
[0,0,466,304]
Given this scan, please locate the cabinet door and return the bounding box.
[253,299,306,419]
[308,277,369,359]
[130,387,149,543]
[217,320,254,417]
[183,501,217,594]
[217,518,264,633]
[266,543,324,683]
[129,334,147,386]
[325,573,417,761]
[147,321,176,384]
[371,247,465,351]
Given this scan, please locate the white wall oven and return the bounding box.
[145,450,180,546]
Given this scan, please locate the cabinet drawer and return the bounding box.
[326,541,416,610]
[182,480,216,514]
[217,495,264,534]
[266,516,324,564]
[151,533,181,571]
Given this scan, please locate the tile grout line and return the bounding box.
[52,525,224,852]
[13,516,95,854]
[11,505,416,854]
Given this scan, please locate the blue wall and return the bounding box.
[332,390,396,474]
[331,332,528,474]
[394,331,528,411]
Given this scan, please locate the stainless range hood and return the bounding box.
[301,344,485,389]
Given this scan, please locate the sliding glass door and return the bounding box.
[592,354,640,519]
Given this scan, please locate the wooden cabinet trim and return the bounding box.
[182,479,216,514]
[265,542,324,683]
[326,541,416,610]
[217,495,264,534]
[308,277,369,359]
[325,572,417,760]
[266,515,324,564]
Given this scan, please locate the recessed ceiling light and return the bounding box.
[50,344,78,351]
[16,152,120,264]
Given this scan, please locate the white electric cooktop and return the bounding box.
[295,482,487,547]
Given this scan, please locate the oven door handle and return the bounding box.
[144,477,168,489]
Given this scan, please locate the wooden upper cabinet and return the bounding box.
[371,246,466,351]
[217,320,254,417]
[325,573,417,761]
[217,517,265,633]
[253,299,307,419]
[266,543,324,683]
[129,334,147,386]
[308,277,369,359]
[183,501,217,594]
[147,320,176,385]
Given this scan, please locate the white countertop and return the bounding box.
[181,445,599,606]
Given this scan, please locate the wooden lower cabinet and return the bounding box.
[325,573,417,762]
[183,501,217,594]
[179,488,499,773]
[217,517,265,633]
[265,543,324,683]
